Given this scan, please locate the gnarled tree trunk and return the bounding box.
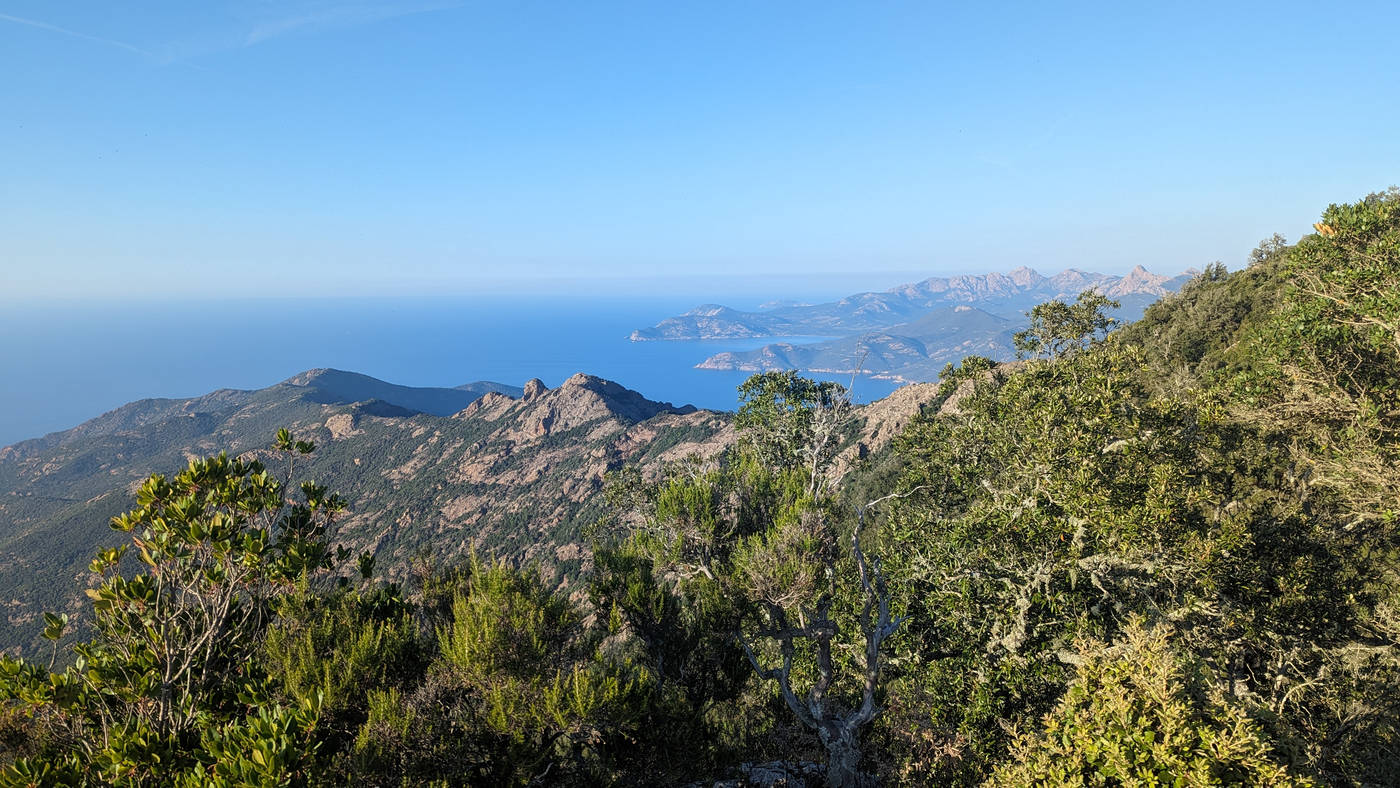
[818,722,872,788]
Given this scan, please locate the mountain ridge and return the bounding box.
[0,369,523,459]
[639,266,1197,382]
[632,265,1194,343]
[0,368,934,657]
[0,368,724,655]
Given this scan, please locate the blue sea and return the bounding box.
[0,295,902,448]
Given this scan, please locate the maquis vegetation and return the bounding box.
[3,189,1399,785]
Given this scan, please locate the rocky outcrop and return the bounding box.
[830,382,942,479]
[697,760,825,787]
[522,378,548,401]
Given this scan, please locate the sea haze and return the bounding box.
[0,296,900,447]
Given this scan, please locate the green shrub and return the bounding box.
[990,622,1311,787]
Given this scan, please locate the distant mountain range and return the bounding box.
[0,368,932,656]
[634,266,1196,381]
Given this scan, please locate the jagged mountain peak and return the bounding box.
[1043,268,1113,294]
[1104,265,1172,297]
[1007,266,1046,287]
[522,378,549,401]
[542,373,697,424]
[458,374,698,431]
[0,367,738,654]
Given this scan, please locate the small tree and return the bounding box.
[1248,232,1290,267]
[732,373,904,786]
[739,501,905,788]
[1014,290,1121,359]
[81,429,345,740]
[736,371,852,499]
[1,430,359,783]
[595,373,905,787]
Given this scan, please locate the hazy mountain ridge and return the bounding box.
[631,265,1192,343]
[0,369,522,463]
[283,368,523,417]
[640,266,1194,381]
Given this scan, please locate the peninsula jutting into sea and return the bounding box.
[634,265,1195,380]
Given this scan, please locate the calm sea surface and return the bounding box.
[0,296,901,447]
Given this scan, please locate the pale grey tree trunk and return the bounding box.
[819,723,871,787]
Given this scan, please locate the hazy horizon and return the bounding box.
[0,261,1202,308]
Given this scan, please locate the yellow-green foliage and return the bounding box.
[438,560,647,734]
[732,509,829,611]
[0,431,351,786]
[382,559,649,784]
[990,623,1311,787]
[261,583,426,780]
[438,559,582,679]
[268,592,421,704]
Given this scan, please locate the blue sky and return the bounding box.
[2,1,1397,300]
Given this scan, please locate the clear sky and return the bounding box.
[2,1,1397,300]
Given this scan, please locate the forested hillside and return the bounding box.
[0,370,934,660]
[2,190,1398,785]
[0,372,726,657]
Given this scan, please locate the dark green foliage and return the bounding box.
[596,375,913,787]
[1119,260,1286,380]
[590,547,748,708]
[881,341,1221,780]
[588,457,809,780]
[867,190,1400,784]
[0,430,346,785]
[354,558,653,786]
[1012,290,1120,358]
[736,371,850,478]
[936,355,998,397]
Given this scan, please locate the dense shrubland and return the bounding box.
[2,190,1398,784]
